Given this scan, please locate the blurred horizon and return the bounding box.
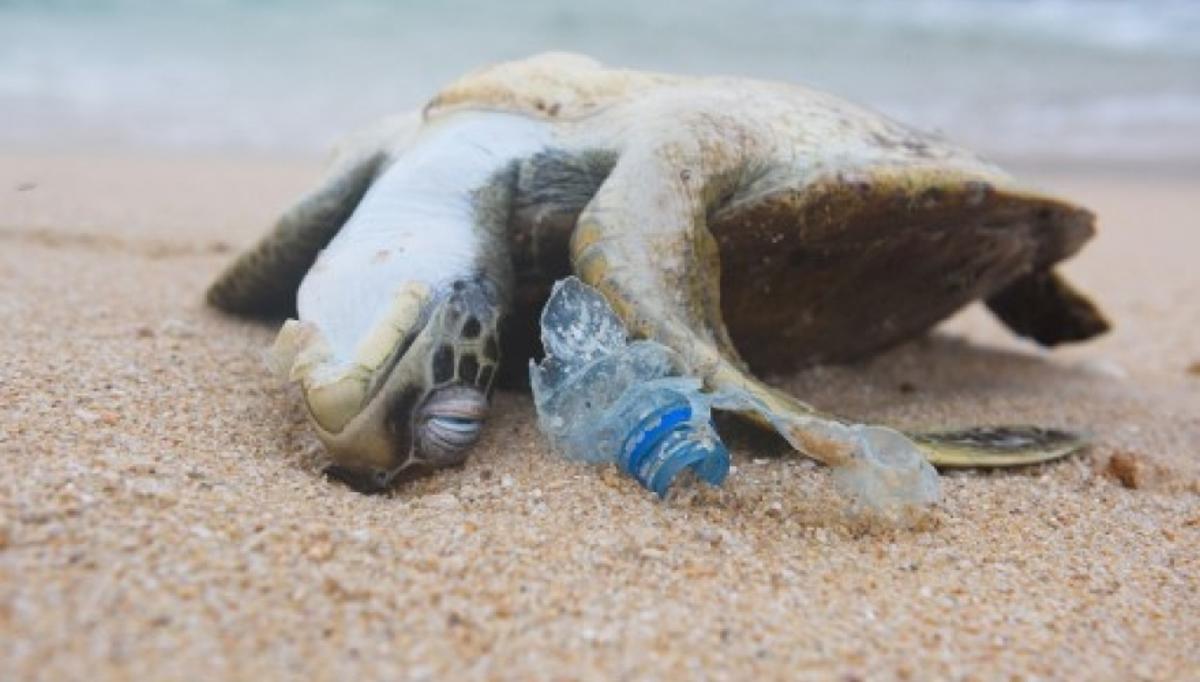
[2,0,1199,164]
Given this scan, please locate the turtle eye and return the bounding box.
[416,387,489,464]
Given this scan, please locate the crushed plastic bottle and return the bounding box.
[529,277,730,497]
[529,276,941,516]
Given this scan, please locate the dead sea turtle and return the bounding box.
[208,53,1108,492]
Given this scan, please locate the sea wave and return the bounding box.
[2,0,1197,162]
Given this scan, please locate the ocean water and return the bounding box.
[2,0,1198,163]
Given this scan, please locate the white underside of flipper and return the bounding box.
[295,111,552,370]
[266,111,555,435]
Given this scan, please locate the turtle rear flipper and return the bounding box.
[912,425,1088,468]
[207,113,421,317]
[986,269,1110,346]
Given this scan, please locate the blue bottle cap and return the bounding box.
[619,402,730,498]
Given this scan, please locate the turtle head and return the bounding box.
[275,278,502,492]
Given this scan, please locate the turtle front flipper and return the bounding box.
[573,149,943,510]
[207,113,421,317]
[910,426,1087,468]
[207,153,387,317]
[570,135,929,489]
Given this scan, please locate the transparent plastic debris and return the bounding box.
[705,391,941,515]
[828,424,941,512]
[801,420,941,515]
[529,276,940,514]
[529,277,730,497]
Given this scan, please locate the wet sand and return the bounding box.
[1,151,1197,680]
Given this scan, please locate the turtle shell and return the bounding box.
[710,167,1099,372]
[424,52,674,122]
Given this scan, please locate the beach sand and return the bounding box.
[2,151,1197,680]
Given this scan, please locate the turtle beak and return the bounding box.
[321,384,486,494]
[323,464,394,494]
[301,323,447,484]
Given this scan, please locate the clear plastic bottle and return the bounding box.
[529,277,941,517]
[529,277,730,497]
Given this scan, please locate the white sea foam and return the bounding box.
[1,0,1197,162]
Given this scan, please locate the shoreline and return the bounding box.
[7,140,1200,175]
